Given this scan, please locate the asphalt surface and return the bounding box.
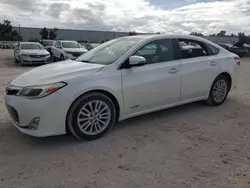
[0,49,250,188]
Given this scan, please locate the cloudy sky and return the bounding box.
[0,0,250,35]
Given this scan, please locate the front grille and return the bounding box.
[29,55,46,58]
[72,52,83,57]
[6,105,19,124]
[6,88,20,95]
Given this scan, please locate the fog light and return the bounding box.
[28,117,40,130]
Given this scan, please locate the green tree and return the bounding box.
[39,27,48,39]
[129,31,137,36]
[190,32,203,36]
[0,20,22,41]
[217,30,226,36]
[49,28,58,40]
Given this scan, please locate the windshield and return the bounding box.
[62,42,80,48]
[42,40,54,46]
[21,43,43,50]
[76,37,143,65]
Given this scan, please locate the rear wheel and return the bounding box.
[67,92,117,140]
[206,75,230,106]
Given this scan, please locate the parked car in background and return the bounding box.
[2,42,11,49]
[218,43,249,57]
[5,35,240,140]
[51,40,88,61]
[84,43,100,50]
[243,44,250,52]
[14,42,51,65]
[40,40,55,54]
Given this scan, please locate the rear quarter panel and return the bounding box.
[218,52,239,89]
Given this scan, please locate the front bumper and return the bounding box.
[4,92,71,137]
[21,55,51,64]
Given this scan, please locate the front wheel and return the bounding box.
[206,75,230,106]
[67,92,117,140]
[60,54,65,61]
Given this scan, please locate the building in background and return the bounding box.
[12,26,239,44]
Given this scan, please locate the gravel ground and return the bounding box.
[0,49,250,188]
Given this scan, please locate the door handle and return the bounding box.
[168,68,179,74]
[209,61,217,66]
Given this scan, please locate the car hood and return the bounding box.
[63,48,87,53]
[10,60,104,87]
[21,49,49,55]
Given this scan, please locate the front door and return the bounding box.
[121,39,181,115]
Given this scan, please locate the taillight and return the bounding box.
[234,56,241,66]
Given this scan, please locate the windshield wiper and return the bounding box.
[78,60,95,64]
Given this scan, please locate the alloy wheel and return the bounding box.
[77,100,111,135]
[212,79,228,103]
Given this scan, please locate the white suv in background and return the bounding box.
[51,40,87,61]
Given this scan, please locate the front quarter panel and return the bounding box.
[57,65,125,120]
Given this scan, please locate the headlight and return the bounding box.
[21,54,29,57]
[17,82,67,99]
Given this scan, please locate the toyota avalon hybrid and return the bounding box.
[5,35,240,140]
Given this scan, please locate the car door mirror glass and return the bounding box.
[129,55,146,67]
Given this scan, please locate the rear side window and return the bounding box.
[206,44,219,55]
[177,39,209,59]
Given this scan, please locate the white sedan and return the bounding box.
[5,35,240,140]
[14,42,51,65]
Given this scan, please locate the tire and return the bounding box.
[60,54,65,61]
[51,53,55,62]
[14,56,18,63]
[67,92,117,140]
[18,56,24,66]
[206,75,230,106]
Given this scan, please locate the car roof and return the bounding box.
[120,34,217,44]
[58,40,78,42]
[20,42,41,45]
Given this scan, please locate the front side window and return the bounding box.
[134,39,176,64]
[20,43,43,50]
[178,39,208,59]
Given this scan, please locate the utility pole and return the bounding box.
[18,24,21,41]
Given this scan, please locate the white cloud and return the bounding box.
[0,0,250,35]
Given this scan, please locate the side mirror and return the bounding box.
[129,55,146,67]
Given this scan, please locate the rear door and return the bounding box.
[177,38,220,101]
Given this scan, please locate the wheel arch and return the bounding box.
[217,72,232,90]
[65,89,121,134]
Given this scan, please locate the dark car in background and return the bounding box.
[40,40,55,54]
[218,43,249,57]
